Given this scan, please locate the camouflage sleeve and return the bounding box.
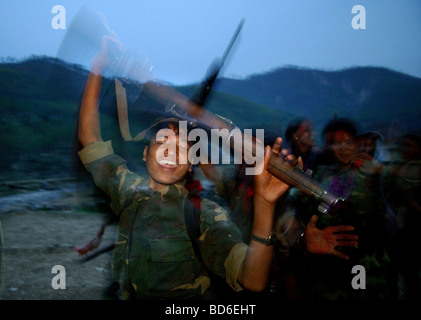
[197,198,247,292]
[78,140,144,214]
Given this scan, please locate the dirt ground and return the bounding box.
[0,175,221,301]
[0,183,118,300]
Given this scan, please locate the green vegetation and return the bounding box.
[0,56,420,181]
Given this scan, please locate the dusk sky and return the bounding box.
[1,0,420,85]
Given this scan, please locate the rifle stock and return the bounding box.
[233,131,343,214]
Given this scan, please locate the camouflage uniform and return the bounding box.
[79,141,247,299]
[214,164,305,299]
[214,164,255,243]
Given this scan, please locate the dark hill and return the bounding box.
[1,56,420,181]
[0,56,293,180]
[214,66,421,134]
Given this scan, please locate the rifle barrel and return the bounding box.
[267,152,343,214]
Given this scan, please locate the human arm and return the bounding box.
[237,138,290,291]
[78,36,119,147]
[301,214,359,260]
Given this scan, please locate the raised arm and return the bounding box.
[78,37,117,147]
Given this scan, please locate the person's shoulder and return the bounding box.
[200,198,225,210]
[200,198,229,221]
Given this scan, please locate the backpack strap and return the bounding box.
[115,78,153,142]
[184,197,203,262]
[184,198,235,297]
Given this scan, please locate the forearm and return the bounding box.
[78,72,104,147]
[238,194,275,291]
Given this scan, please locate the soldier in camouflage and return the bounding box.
[77,37,290,299]
[291,118,393,299]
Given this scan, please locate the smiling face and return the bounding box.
[330,130,356,166]
[143,123,192,190]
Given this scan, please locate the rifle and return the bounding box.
[159,21,344,214]
[116,20,343,214]
[189,19,245,106]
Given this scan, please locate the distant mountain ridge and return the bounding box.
[0,56,294,178]
[1,56,420,180]
[214,66,421,133]
[1,56,420,157]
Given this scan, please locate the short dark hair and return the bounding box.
[322,118,358,145]
[144,119,194,146]
[285,117,307,143]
